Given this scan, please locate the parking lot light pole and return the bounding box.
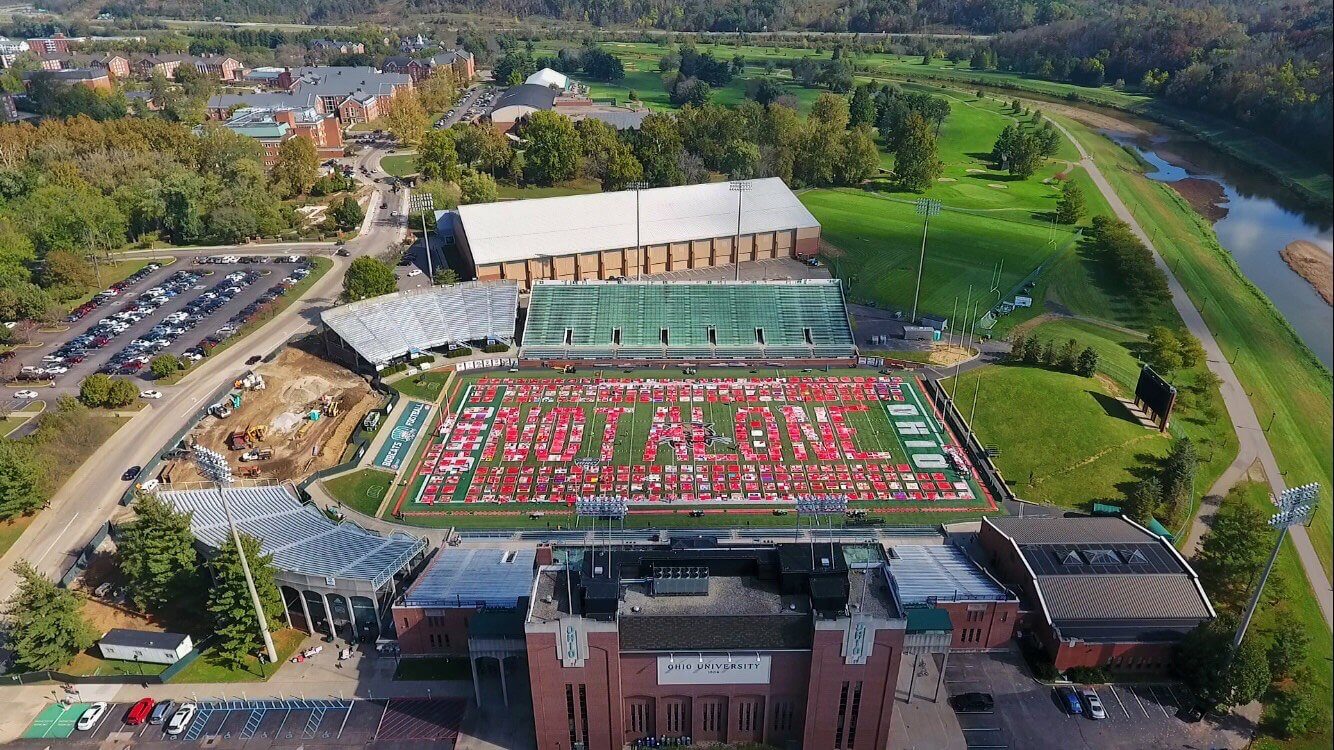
[729,180,751,282]
[410,192,436,282]
[626,182,649,279]
[910,198,941,324]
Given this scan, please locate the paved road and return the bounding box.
[1047,116,1334,629]
[0,147,410,597]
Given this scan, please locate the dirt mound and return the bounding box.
[1170,177,1228,222]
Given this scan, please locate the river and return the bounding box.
[1109,134,1333,368]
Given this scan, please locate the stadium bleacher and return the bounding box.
[320,281,518,366]
[520,280,856,361]
[159,484,425,589]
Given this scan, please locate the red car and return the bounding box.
[125,697,155,726]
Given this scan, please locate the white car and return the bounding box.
[45,365,69,374]
[140,390,163,399]
[407,269,422,277]
[166,702,197,736]
[76,702,108,731]
[1080,688,1107,720]
[15,390,39,398]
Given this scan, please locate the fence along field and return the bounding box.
[391,373,995,518]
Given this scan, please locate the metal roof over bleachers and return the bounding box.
[887,544,1014,606]
[401,547,536,608]
[320,281,518,366]
[159,483,425,589]
[520,279,856,361]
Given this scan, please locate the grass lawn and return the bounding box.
[495,178,602,200]
[394,656,472,681]
[803,188,1078,319]
[1057,115,1333,576]
[62,258,159,313]
[167,628,306,683]
[65,652,169,677]
[1223,481,1332,750]
[390,370,452,402]
[380,153,418,178]
[324,468,394,517]
[1,402,42,438]
[0,515,35,559]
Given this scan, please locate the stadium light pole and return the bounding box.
[729,180,752,282]
[194,447,279,665]
[1231,483,1320,652]
[909,198,941,324]
[626,181,649,279]
[410,192,436,282]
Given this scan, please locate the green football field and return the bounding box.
[390,371,994,518]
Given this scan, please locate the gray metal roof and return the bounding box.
[159,484,424,589]
[986,516,1157,545]
[888,544,1013,605]
[1038,575,1212,622]
[320,281,518,366]
[491,83,558,114]
[402,547,536,608]
[456,177,819,265]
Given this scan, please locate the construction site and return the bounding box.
[163,347,381,484]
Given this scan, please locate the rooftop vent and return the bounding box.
[652,566,710,596]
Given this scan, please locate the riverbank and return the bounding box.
[1281,241,1333,305]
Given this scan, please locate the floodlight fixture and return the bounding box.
[575,496,629,520]
[627,182,649,279]
[1233,483,1322,651]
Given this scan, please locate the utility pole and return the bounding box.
[410,192,436,282]
[626,182,649,279]
[729,180,751,282]
[194,447,278,665]
[1232,484,1320,653]
[910,198,941,324]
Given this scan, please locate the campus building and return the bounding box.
[207,66,412,124]
[219,106,344,164]
[442,178,821,288]
[526,540,906,750]
[974,515,1215,672]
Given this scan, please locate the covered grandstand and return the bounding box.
[520,279,857,364]
[158,482,427,640]
[320,281,519,371]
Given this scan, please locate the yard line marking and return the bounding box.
[1107,684,1130,718]
[1129,686,1150,718]
[374,699,389,739]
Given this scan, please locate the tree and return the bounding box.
[271,136,318,198]
[519,110,581,186]
[458,169,498,204]
[668,76,711,108]
[1175,615,1271,711]
[1125,476,1162,523]
[343,256,396,301]
[892,112,942,191]
[149,354,183,379]
[205,533,283,668]
[1040,339,1056,366]
[1008,333,1028,362]
[106,377,138,408]
[580,47,624,82]
[450,124,514,179]
[1146,326,1183,371]
[328,196,364,232]
[849,84,877,128]
[834,127,881,186]
[1055,182,1085,224]
[1177,334,1206,368]
[416,130,462,182]
[748,78,785,106]
[78,373,113,407]
[991,125,1042,178]
[416,69,460,114]
[1074,346,1099,377]
[1161,437,1198,513]
[1056,338,1080,372]
[1195,497,1272,610]
[721,140,760,180]
[385,93,430,146]
[119,493,200,610]
[494,50,536,87]
[1267,620,1310,681]
[0,442,44,519]
[1270,685,1324,739]
[4,561,96,671]
[433,267,460,285]
[633,113,684,187]
[41,249,97,296]
[1021,335,1043,364]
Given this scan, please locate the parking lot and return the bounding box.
[941,650,1240,749]
[6,256,315,398]
[16,696,465,748]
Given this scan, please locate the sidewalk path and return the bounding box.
[1049,116,1333,629]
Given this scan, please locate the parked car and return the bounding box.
[1080,688,1107,720]
[246,355,263,365]
[76,702,108,731]
[140,390,163,399]
[1056,686,1084,715]
[15,389,39,398]
[122,465,142,481]
[166,703,196,736]
[125,697,155,726]
[949,692,994,713]
[407,269,422,277]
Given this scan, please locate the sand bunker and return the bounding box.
[987,183,1008,189]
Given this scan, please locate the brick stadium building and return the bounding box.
[439,178,821,289]
[975,515,1215,672]
[525,540,906,750]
